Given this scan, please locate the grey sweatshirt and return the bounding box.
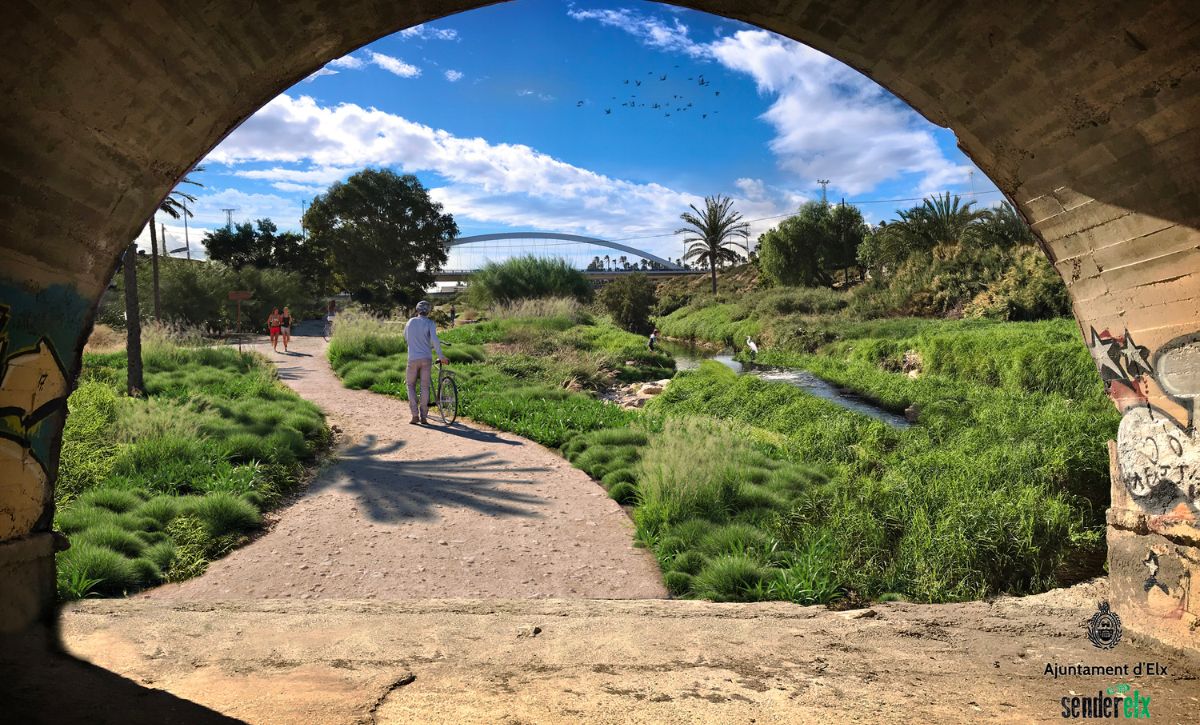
[403,315,444,361]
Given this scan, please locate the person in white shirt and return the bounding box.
[403,300,449,424]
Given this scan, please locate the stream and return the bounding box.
[659,341,911,428]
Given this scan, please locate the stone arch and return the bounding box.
[1,1,1197,646]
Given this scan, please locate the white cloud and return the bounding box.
[202,94,797,256]
[367,51,421,78]
[134,222,213,259]
[567,8,707,58]
[399,24,459,41]
[270,181,327,193]
[517,89,555,102]
[571,9,973,196]
[329,55,365,70]
[735,177,766,200]
[444,69,464,82]
[303,68,338,83]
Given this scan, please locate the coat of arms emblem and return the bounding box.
[1087,601,1122,649]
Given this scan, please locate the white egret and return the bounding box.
[746,336,758,358]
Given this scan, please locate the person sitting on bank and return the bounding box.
[403,300,449,425]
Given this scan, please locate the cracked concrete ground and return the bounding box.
[5,582,1192,723]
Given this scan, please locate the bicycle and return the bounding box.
[432,359,458,425]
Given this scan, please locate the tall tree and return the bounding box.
[122,244,144,396]
[676,195,749,294]
[758,201,854,287]
[303,169,456,313]
[149,168,204,319]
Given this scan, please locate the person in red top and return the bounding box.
[267,308,282,352]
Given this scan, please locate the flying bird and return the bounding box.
[714,91,720,97]
[604,108,612,114]
[659,74,667,81]
[576,100,584,106]
[701,113,707,119]
[623,79,629,84]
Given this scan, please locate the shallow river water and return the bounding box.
[659,341,910,428]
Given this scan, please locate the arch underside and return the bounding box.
[0,0,1197,647]
[448,233,683,269]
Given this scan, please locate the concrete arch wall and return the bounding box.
[1,1,1197,646]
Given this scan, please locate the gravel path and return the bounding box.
[143,324,666,601]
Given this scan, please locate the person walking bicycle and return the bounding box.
[404,300,448,425]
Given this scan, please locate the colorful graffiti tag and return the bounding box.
[1090,326,1200,631]
[0,282,90,540]
[1089,326,1200,518]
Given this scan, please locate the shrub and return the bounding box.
[466,256,593,306]
[634,418,754,535]
[56,382,119,505]
[56,505,133,535]
[599,274,657,334]
[56,542,139,597]
[607,481,638,505]
[663,571,694,596]
[77,488,143,514]
[74,523,147,558]
[691,555,770,602]
[698,523,771,557]
[184,493,261,538]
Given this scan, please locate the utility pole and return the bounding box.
[221,208,237,229]
[817,179,830,205]
[182,198,191,260]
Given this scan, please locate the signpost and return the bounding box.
[228,290,253,352]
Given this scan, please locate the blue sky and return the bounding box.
[147,0,1002,264]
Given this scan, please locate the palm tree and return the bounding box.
[675,195,749,294]
[898,192,990,249]
[147,168,205,319]
[127,167,204,395]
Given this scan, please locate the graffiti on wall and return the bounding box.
[1090,326,1200,627]
[1089,326,1200,519]
[0,281,90,539]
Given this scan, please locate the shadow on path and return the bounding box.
[310,435,549,524]
[3,631,239,724]
[429,422,522,446]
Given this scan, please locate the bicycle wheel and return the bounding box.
[436,375,458,425]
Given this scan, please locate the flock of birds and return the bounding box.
[576,64,724,119]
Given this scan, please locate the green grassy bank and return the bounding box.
[328,299,1114,605]
[54,333,329,600]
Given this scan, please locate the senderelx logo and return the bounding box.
[1061,684,1151,719]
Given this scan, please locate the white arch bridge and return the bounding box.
[437,232,703,282]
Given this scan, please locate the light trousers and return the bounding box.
[406,358,433,417]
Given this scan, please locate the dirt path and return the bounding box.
[142,324,665,600]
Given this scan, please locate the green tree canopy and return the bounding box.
[202,218,305,270]
[599,273,656,334]
[303,169,456,313]
[758,201,866,287]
